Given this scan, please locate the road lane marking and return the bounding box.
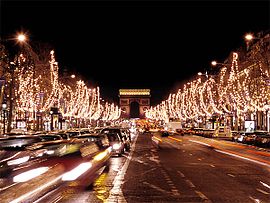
[260,181,270,190]
[256,188,270,195]
[227,173,236,177]
[185,179,195,188]
[214,149,270,168]
[106,134,139,203]
[143,181,174,196]
[210,164,215,168]
[195,190,211,202]
[189,140,211,147]
[160,169,180,196]
[177,171,185,178]
[168,136,182,142]
[249,195,261,203]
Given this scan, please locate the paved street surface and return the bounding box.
[36,132,270,203]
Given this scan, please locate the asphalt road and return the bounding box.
[35,132,270,203]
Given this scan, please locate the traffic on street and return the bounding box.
[0,123,269,203]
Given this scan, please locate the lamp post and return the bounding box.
[2,33,28,133]
[2,102,7,134]
[50,110,53,131]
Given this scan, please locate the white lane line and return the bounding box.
[227,173,236,177]
[106,134,138,203]
[195,190,210,201]
[260,181,270,190]
[185,179,195,188]
[177,171,185,178]
[143,181,173,196]
[210,164,215,168]
[214,149,270,168]
[256,188,270,195]
[189,140,211,147]
[249,195,261,203]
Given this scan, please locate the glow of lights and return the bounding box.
[119,89,150,96]
[93,150,109,161]
[112,143,121,150]
[245,33,254,41]
[7,156,30,166]
[62,162,92,181]
[211,61,217,66]
[17,34,26,42]
[13,167,49,182]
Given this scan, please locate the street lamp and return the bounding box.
[211,61,229,67]
[17,34,27,43]
[2,102,7,134]
[71,74,76,79]
[197,71,213,78]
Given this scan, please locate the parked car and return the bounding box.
[202,129,215,138]
[232,131,245,142]
[253,131,270,147]
[241,131,269,145]
[175,128,185,136]
[213,126,232,139]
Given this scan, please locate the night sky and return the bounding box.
[1,0,270,106]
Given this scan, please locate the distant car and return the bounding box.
[105,132,125,156]
[213,126,232,139]
[101,127,131,153]
[202,129,215,138]
[175,129,184,136]
[161,131,170,137]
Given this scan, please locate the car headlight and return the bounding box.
[112,143,121,150]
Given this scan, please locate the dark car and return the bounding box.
[101,127,131,153]
[253,131,270,148]
[242,131,269,145]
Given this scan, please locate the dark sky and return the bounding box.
[1,0,270,106]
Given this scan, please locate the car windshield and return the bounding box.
[106,133,120,142]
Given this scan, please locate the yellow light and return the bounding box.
[211,61,217,66]
[93,150,108,161]
[245,34,253,41]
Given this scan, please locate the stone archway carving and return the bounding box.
[119,89,151,119]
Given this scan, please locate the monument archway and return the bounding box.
[119,89,151,119]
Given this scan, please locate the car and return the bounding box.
[175,128,185,136]
[104,132,125,156]
[101,127,131,153]
[161,131,170,137]
[202,129,215,138]
[241,131,269,145]
[253,131,270,147]
[0,135,112,201]
[213,126,232,139]
[232,131,245,142]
